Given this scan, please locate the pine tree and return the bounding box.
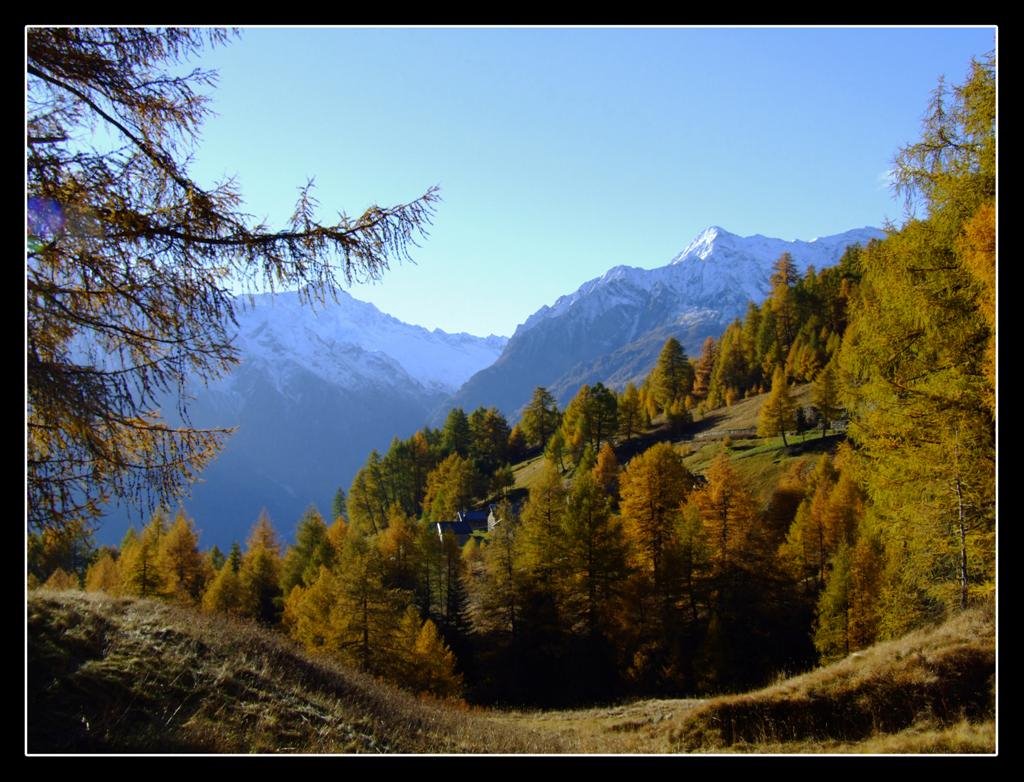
[757,366,796,446]
[521,387,561,450]
[331,488,348,522]
[441,408,472,457]
[649,337,694,414]
[27,28,438,533]
[280,506,335,595]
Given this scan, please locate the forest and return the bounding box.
[28,29,994,714]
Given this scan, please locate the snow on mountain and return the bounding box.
[231,289,507,395]
[451,225,884,419]
[519,226,883,338]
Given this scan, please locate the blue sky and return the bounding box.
[186,26,995,337]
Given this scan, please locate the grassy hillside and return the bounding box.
[514,383,836,505]
[27,590,558,754]
[491,600,995,753]
[29,590,994,754]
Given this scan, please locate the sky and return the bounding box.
[184,26,996,338]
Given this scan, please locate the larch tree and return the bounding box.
[119,509,167,597]
[616,382,643,441]
[558,471,628,639]
[27,28,439,533]
[591,441,621,502]
[691,336,718,402]
[85,549,120,593]
[157,510,206,604]
[839,56,995,628]
[811,360,842,437]
[422,453,478,522]
[757,366,796,446]
[238,511,283,623]
[519,461,568,580]
[619,442,695,602]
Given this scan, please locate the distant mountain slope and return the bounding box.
[98,291,506,548]
[448,226,884,419]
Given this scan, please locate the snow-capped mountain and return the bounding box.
[229,289,507,396]
[448,225,884,419]
[101,291,506,548]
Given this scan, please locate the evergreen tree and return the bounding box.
[649,337,694,414]
[331,488,348,522]
[280,506,335,595]
[441,408,472,457]
[521,387,561,450]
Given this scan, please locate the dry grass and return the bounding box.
[664,601,995,753]
[29,591,995,754]
[490,603,995,755]
[27,590,562,754]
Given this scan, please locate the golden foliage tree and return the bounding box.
[119,510,167,597]
[84,549,120,593]
[757,366,796,446]
[619,442,694,598]
[157,510,206,604]
[422,453,478,522]
[27,28,438,532]
[840,56,995,628]
[238,512,283,623]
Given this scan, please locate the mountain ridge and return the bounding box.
[449,224,884,420]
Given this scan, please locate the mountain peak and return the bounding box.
[671,225,736,264]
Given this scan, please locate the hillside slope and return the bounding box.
[28,591,994,753]
[27,591,556,754]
